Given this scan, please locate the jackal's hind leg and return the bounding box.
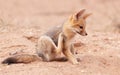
[56,33,64,54]
[36,36,57,61]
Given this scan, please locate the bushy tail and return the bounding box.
[2,54,41,65]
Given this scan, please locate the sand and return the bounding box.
[0,0,120,75]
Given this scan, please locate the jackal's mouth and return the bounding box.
[76,31,80,34]
[76,31,88,36]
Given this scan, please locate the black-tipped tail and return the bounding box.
[2,57,17,65]
[1,54,41,65]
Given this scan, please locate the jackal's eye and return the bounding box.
[79,26,83,29]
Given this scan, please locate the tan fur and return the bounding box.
[36,9,91,64]
[2,9,91,65]
[60,9,91,64]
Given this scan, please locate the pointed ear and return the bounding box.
[83,13,92,19]
[74,9,86,20]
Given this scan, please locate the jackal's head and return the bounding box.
[69,9,91,36]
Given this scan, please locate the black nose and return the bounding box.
[85,33,88,35]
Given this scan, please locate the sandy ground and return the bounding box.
[0,0,120,75]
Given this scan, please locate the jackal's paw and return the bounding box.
[72,60,79,65]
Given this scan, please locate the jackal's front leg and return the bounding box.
[63,42,78,65]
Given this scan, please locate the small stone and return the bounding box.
[88,50,91,53]
[101,52,104,55]
[81,70,85,73]
[6,66,10,68]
